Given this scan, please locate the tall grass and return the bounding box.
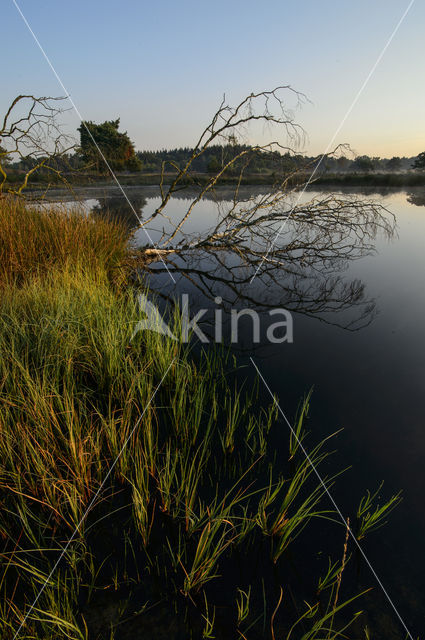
[0,197,130,287]
[0,198,400,639]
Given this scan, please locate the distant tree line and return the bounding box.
[135,145,305,175]
[6,148,421,176]
[3,113,424,179]
[135,148,419,174]
[8,147,420,176]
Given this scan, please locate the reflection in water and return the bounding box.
[68,186,425,636]
[406,188,425,207]
[90,193,147,230]
[88,189,396,332]
[145,248,376,331]
[133,191,395,332]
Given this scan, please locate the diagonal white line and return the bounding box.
[12,0,176,284]
[250,0,415,284]
[12,360,175,639]
[250,356,414,640]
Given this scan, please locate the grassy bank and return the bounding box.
[0,199,130,287]
[0,199,399,639]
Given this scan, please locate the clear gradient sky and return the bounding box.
[3,0,424,157]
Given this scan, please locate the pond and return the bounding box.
[46,184,425,637]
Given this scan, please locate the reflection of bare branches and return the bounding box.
[140,245,376,331]
[133,184,394,331]
[0,95,75,196]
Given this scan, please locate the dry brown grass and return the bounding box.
[0,197,131,287]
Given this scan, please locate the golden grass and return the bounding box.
[0,197,130,288]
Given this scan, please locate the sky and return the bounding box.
[2,0,424,157]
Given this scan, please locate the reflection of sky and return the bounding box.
[132,189,425,479]
[141,187,425,634]
[3,0,424,157]
[267,191,425,636]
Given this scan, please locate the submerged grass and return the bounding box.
[0,198,400,639]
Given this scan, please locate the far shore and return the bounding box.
[6,170,425,194]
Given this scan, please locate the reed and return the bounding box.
[0,197,130,288]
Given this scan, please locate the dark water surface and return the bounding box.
[54,185,425,637]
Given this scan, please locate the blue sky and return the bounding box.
[3,0,424,156]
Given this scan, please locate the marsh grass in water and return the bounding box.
[0,199,401,639]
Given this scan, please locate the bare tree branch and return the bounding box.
[129,87,393,293]
[0,95,75,196]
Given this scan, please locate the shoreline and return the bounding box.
[7,171,425,194]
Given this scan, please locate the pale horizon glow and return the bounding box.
[3,0,424,158]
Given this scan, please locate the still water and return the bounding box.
[51,185,425,636]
